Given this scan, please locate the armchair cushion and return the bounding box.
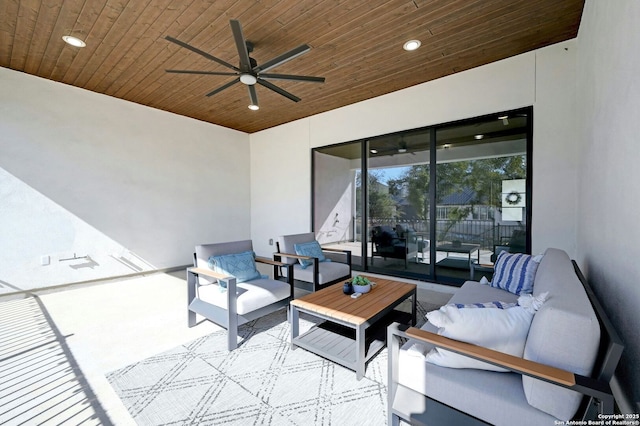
[197,277,291,315]
[294,240,327,269]
[207,250,261,287]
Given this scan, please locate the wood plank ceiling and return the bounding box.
[1,0,584,134]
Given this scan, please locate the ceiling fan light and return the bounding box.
[403,40,421,51]
[62,35,86,48]
[240,73,257,85]
[248,104,259,111]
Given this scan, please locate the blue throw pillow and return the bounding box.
[207,250,261,289]
[490,251,539,295]
[293,240,327,269]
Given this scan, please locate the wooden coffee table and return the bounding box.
[290,276,416,380]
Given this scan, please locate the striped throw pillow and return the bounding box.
[490,251,539,295]
[452,301,518,309]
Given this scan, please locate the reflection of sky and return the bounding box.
[374,166,410,183]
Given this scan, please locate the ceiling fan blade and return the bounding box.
[259,73,325,83]
[165,35,239,72]
[248,85,259,107]
[205,78,240,97]
[229,20,252,73]
[166,69,238,76]
[255,44,311,73]
[256,79,301,102]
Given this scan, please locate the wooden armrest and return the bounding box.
[273,251,312,260]
[187,267,233,282]
[405,328,576,386]
[256,256,287,267]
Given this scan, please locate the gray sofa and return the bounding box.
[388,248,623,425]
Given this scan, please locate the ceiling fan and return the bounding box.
[165,20,325,110]
[372,140,417,156]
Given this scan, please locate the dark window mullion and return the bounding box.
[362,140,369,269]
[429,127,437,278]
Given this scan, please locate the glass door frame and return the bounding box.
[311,106,533,286]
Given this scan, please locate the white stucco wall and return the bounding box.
[0,68,250,291]
[313,152,355,244]
[250,41,579,258]
[250,118,311,256]
[576,0,640,410]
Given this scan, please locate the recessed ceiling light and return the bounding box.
[62,35,86,48]
[403,40,421,51]
[397,148,407,153]
[370,149,378,154]
[474,134,484,140]
[248,104,259,111]
[498,115,508,120]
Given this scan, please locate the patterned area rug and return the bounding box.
[107,295,446,426]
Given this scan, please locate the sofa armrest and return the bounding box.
[388,324,614,409]
[405,327,575,386]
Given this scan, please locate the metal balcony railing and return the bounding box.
[364,218,524,251]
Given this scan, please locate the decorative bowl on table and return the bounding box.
[352,275,372,293]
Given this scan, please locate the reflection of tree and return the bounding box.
[466,156,526,210]
[397,162,469,219]
[405,165,430,219]
[356,171,398,220]
[398,155,526,229]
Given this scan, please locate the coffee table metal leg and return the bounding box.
[356,324,365,380]
[290,305,299,350]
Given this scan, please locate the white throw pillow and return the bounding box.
[517,291,549,314]
[425,304,534,371]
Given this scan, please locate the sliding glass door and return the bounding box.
[367,129,431,279]
[312,107,532,286]
[434,113,530,284]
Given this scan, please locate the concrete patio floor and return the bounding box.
[0,270,454,425]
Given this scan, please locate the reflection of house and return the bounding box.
[395,188,496,222]
[393,195,420,221]
[438,188,482,219]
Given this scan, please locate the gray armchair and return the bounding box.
[370,225,420,268]
[275,232,352,292]
[188,240,293,350]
